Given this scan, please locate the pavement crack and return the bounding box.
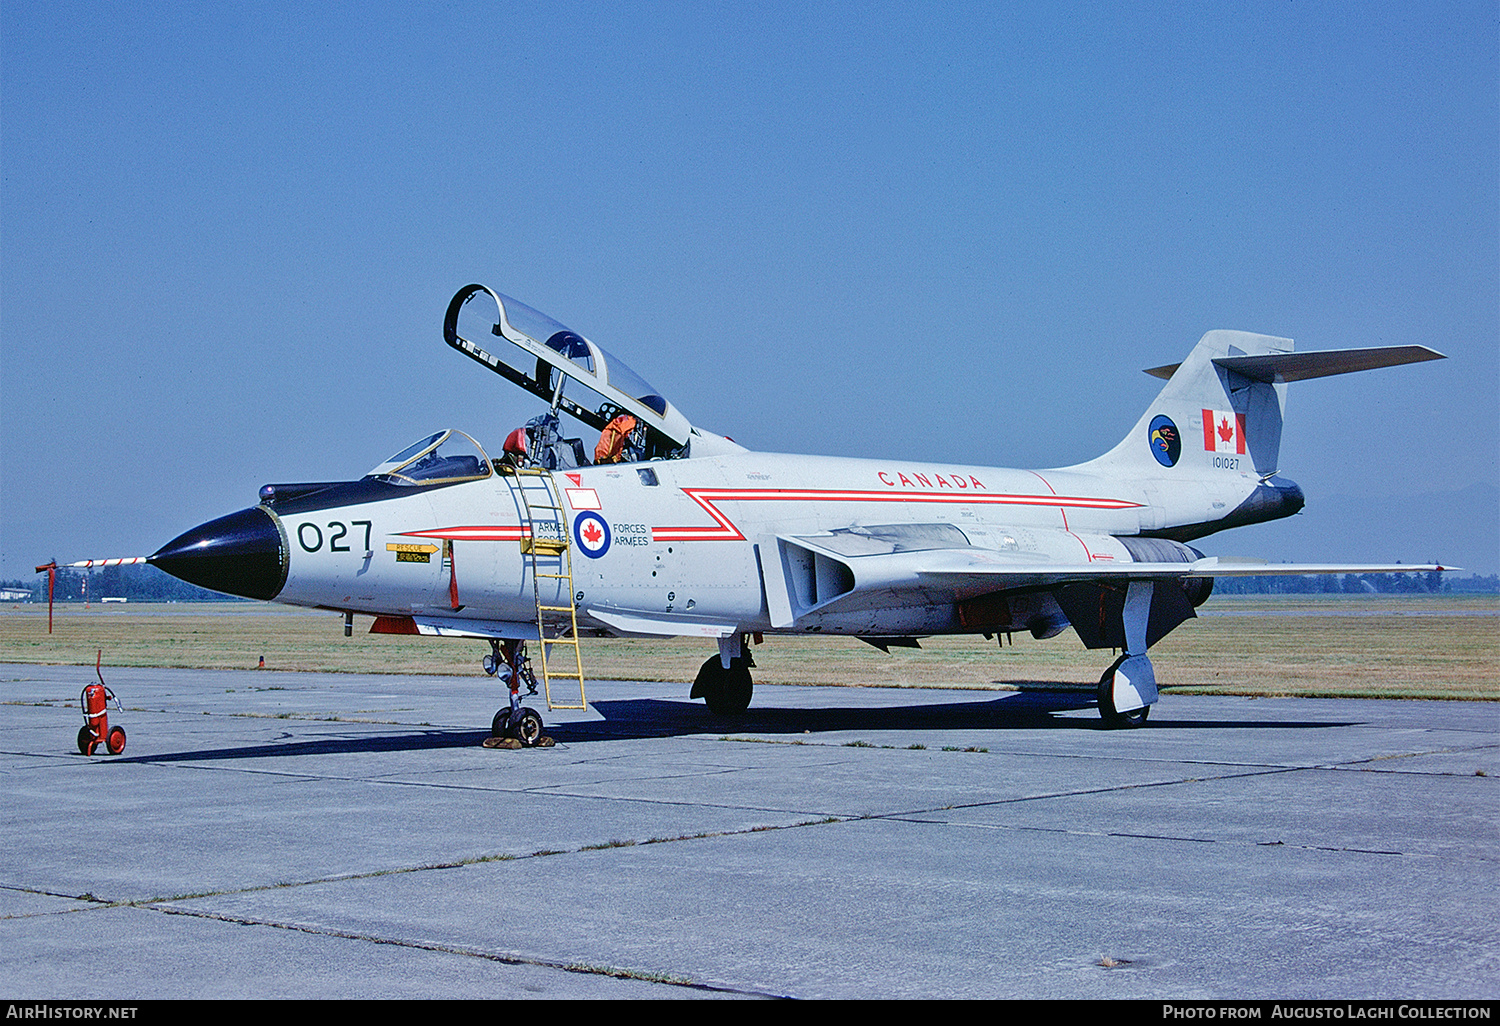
[143,904,780,997]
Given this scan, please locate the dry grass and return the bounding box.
[1,595,1495,701]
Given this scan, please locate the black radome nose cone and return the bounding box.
[150,506,288,601]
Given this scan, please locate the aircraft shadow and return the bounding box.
[110,728,493,765]
[559,690,1357,742]
[106,689,1355,764]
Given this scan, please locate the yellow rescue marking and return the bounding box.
[388,543,440,564]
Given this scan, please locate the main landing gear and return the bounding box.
[692,634,754,715]
[1095,581,1159,729]
[1097,655,1150,728]
[483,639,551,748]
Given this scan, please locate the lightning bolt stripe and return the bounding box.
[652,488,1141,543]
[398,488,1140,546]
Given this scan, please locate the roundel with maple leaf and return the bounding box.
[573,511,612,558]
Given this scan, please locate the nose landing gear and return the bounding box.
[491,704,545,747]
[482,639,553,749]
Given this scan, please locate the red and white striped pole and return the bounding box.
[33,558,148,633]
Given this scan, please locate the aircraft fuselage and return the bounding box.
[156,448,1292,643]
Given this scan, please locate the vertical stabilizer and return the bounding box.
[1074,330,1294,481]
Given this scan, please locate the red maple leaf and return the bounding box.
[1217,417,1235,443]
[582,521,602,545]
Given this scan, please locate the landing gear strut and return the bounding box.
[483,638,537,695]
[484,639,547,747]
[692,634,754,715]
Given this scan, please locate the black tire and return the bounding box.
[695,655,753,716]
[1097,656,1150,729]
[491,708,510,738]
[77,726,95,757]
[106,726,127,755]
[516,708,544,747]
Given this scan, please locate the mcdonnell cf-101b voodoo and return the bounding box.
[136,283,1447,739]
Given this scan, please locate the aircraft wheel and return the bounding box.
[694,655,753,716]
[77,726,96,757]
[516,708,544,747]
[1097,656,1150,729]
[106,726,127,755]
[490,708,510,738]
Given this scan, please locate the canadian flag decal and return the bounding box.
[1202,409,1247,454]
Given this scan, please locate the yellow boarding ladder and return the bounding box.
[511,467,587,711]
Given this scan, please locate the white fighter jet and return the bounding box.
[146,283,1448,737]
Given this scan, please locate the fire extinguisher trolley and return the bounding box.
[78,650,126,756]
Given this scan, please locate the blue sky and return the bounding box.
[3,1,1496,578]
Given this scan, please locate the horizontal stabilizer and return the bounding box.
[1214,346,1445,382]
[1146,345,1444,382]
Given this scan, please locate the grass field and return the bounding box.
[2,595,1495,701]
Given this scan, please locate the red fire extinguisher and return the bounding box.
[78,650,125,756]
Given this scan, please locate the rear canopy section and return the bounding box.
[444,284,694,461]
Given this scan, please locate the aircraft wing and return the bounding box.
[761,528,1452,629]
[921,556,1454,583]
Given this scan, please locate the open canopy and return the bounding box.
[444,284,693,460]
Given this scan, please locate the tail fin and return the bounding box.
[1076,330,1444,482]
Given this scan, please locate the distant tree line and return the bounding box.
[2,564,242,603]
[1209,570,1464,595]
[1447,573,1500,593]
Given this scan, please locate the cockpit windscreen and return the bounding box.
[364,430,493,485]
